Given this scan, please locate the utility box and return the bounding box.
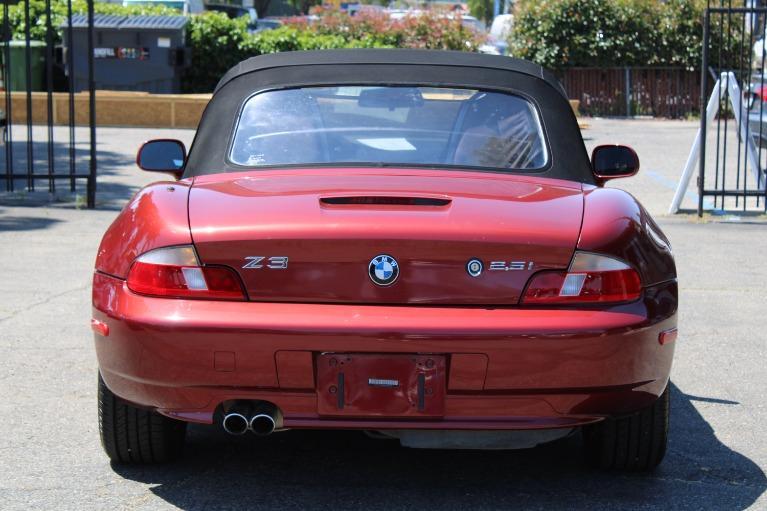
[62,14,189,93]
[2,41,46,91]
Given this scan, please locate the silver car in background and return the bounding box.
[744,75,767,146]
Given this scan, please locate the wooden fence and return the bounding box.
[560,67,701,118]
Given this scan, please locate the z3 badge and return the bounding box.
[242,256,289,269]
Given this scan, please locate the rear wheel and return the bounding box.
[583,385,669,471]
[98,372,186,464]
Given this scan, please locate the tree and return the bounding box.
[468,0,493,23]
[253,0,271,18]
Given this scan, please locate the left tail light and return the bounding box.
[522,251,641,305]
[127,245,246,301]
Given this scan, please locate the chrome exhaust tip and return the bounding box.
[250,413,276,436]
[222,413,249,435]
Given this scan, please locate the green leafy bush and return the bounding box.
[509,0,743,70]
[510,0,661,68]
[182,12,250,93]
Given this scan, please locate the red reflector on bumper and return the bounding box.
[659,328,677,345]
[91,318,109,337]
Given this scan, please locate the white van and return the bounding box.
[487,14,513,55]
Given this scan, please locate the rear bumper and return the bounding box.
[92,272,677,430]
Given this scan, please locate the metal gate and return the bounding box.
[0,0,96,208]
[697,2,767,215]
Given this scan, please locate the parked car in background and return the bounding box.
[253,18,283,32]
[205,3,258,31]
[477,42,502,55]
[458,14,485,33]
[386,8,409,20]
[743,76,767,147]
[93,50,677,471]
[342,3,385,16]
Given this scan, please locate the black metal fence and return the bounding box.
[697,3,767,215]
[0,0,97,208]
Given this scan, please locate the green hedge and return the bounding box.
[509,0,741,70]
[3,0,174,44]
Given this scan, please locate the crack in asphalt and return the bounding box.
[0,284,89,324]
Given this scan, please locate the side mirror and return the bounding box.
[137,139,186,179]
[591,145,639,184]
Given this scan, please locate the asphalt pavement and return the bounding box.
[0,120,765,510]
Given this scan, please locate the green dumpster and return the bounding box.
[2,41,46,91]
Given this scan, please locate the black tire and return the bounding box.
[98,372,186,464]
[583,385,669,471]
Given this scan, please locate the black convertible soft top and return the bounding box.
[215,50,568,99]
[186,49,593,184]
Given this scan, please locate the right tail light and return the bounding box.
[522,252,641,305]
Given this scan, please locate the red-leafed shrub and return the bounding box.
[184,8,486,92]
[283,8,485,51]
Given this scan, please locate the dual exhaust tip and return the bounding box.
[222,402,281,436]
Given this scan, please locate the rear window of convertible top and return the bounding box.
[228,86,549,171]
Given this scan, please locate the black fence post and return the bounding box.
[624,66,631,117]
[699,9,710,217]
[45,0,55,194]
[67,0,76,192]
[87,0,97,209]
[23,0,33,192]
[2,0,12,193]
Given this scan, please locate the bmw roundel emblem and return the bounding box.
[369,254,399,286]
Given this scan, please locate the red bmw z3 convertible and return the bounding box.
[92,50,677,470]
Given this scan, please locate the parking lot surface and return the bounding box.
[0,120,765,510]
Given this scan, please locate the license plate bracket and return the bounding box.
[316,353,446,417]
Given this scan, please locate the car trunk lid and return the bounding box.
[189,168,584,305]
